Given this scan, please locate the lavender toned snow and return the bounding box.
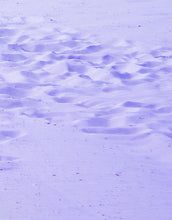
[0,15,171,220]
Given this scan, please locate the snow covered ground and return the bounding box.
[0,1,172,220]
[1,0,172,47]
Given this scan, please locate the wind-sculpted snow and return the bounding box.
[0,16,172,220]
[0,17,172,148]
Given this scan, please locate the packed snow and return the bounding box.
[0,1,172,220]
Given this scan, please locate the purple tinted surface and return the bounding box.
[0,0,172,220]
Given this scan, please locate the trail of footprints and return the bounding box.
[0,17,172,144]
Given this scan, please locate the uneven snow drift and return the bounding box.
[0,17,172,220]
[0,18,172,145]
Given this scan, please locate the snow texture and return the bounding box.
[0,1,172,219]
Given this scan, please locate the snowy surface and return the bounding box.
[1,0,172,47]
[0,1,172,220]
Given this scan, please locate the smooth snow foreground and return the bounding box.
[0,18,172,220]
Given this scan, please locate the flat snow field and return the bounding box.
[0,1,172,220]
